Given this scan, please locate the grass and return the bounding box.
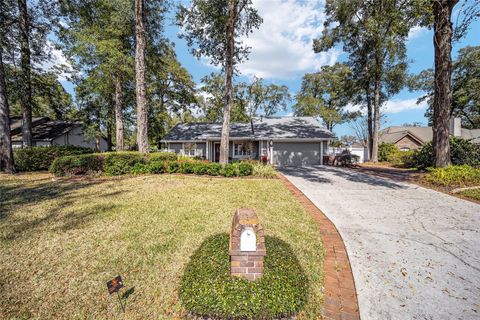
[458,188,480,201]
[0,173,324,319]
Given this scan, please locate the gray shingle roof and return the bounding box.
[11,118,83,142]
[162,117,335,141]
[380,126,480,144]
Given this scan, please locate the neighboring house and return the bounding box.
[161,117,335,166]
[10,116,108,151]
[379,118,480,151]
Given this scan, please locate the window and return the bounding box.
[183,143,196,157]
[233,142,252,157]
[399,147,410,152]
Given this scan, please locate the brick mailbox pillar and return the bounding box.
[229,208,266,281]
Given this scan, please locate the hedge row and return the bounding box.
[14,146,94,171]
[50,152,254,177]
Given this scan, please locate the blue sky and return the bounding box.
[58,0,480,138]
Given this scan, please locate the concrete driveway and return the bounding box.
[281,166,480,320]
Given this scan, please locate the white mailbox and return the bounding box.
[240,227,256,251]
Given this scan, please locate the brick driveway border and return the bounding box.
[278,173,360,320]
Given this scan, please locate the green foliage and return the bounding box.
[237,162,254,176]
[411,137,480,169]
[196,73,289,122]
[221,163,238,177]
[335,150,360,166]
[48,151,256,178]
[293,63,359,131]
[192,162,209,175]
[378,143,399,162]
[165,160,180,174]
[458,188,480,201]
[14,146,94,171]
[177,0,262,68]
[49,154,104,176]
[425,165,480,187]
[104,152,146,176]
[412,46,480,128]
[146,161,165,174]
[130,163,151,175]
[179,234,308,319]
[179,160,196,174]
[251,162,277,178]
[6,68,74,119]
[206,163,223,176]
[147,152,177,162]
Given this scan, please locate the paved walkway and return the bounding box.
[281,166,480,320]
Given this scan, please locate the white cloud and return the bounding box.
[238,0,340,79]
[346,98,428,114]
[37,40,73,81]
[408,26,428,40]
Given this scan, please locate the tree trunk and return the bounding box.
[114,74,124,151]
[135,0,148,153]
[0,51,15,173]
[432,0,458,167]
[371,74,381,163]
[219,0,237,164]
[220,0,237,164]
[365,85,373,160]
[18,0,32,147]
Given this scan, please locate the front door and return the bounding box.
[214,143,220,162]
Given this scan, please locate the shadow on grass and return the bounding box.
[0,175,128,241]
[180,233,308,320]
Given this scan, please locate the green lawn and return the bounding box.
[0,173,324,319]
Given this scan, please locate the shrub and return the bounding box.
[130,163,151,175]
[251,163,277,178]
[335,150,360,166]
[222,163,238,177]
[193,162,209,175]
[237,162,254,176]
[178,160,197,174]
[425,165,480,187]
[146,161,165,174]
[165,161,180,174]
[147,152,177,162]
[411,137,480,169]
[180,234,308,319]
[14,145,94,171]
[206,163,223,176]
[378,143,399,162]
[49,154,104,176]
[104,152,145,175]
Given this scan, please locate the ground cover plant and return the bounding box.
[424,165,480,187]
[458,188,480,201]
[180,234,307,319]
[0,173,324,319]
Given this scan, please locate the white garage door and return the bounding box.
[272,142,321,166]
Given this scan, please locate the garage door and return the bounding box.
[272,142,321,166]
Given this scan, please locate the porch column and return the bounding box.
[206,140,209,160]
[320,140,323,165]
[269,141,273,165]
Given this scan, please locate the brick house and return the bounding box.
[379,118,480,151]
